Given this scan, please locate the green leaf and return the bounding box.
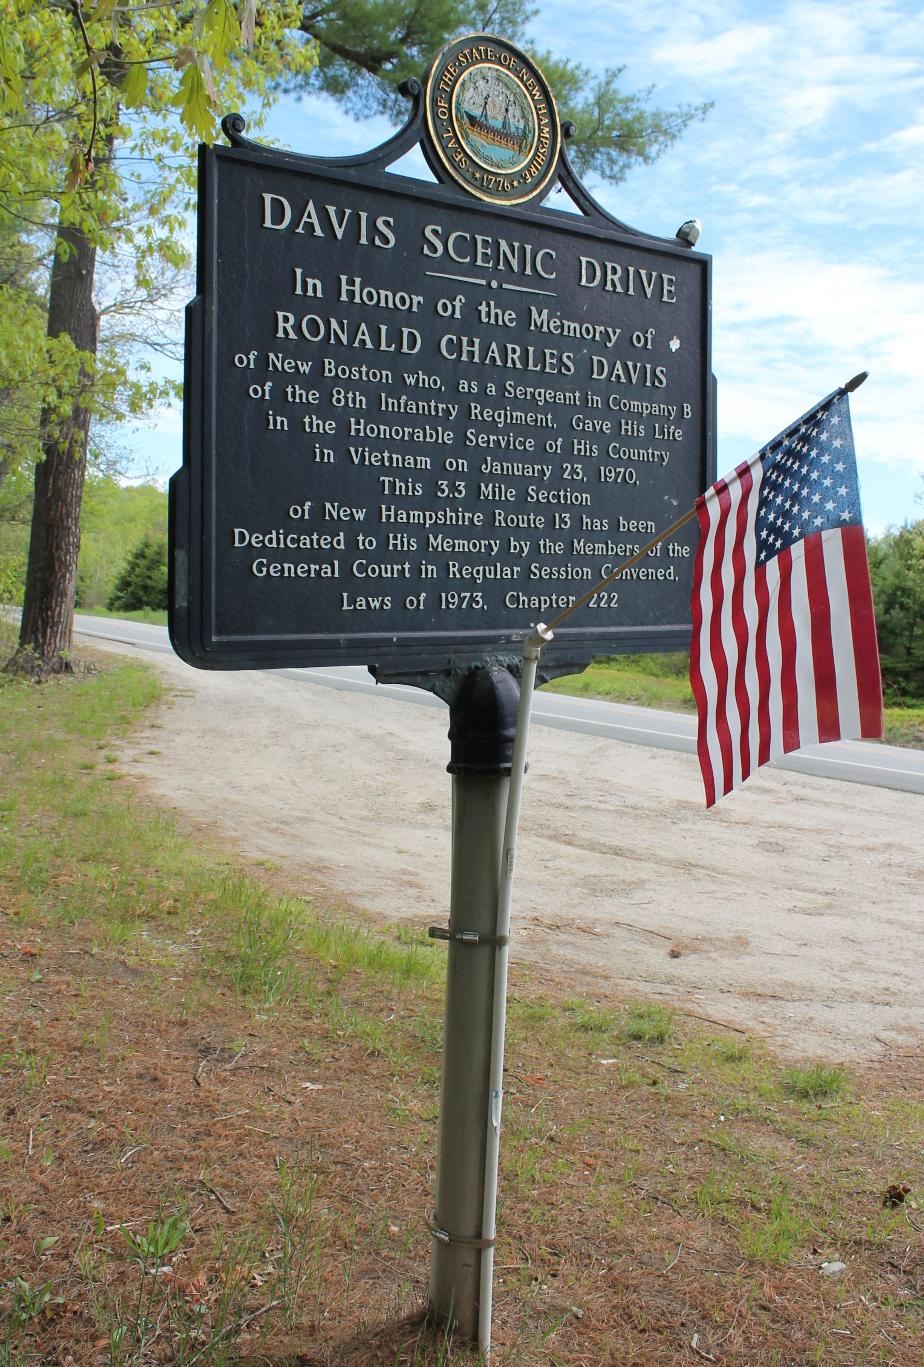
[121,62,148,109]
[194,0,242,67]
[64,145,91,193]
[172,63,215,142]
[197,53,217,104]
[0,30,25,110]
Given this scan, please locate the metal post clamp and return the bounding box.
[427,925,510,948]
[425,1212,496,1249]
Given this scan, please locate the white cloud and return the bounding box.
[875,120,924,151]
[655,23,777,78]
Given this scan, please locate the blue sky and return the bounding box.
[134,0,923,534]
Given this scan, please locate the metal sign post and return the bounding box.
[426,666,519,1339]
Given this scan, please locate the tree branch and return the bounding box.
[70,0,99,175]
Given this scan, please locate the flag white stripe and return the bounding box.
[717,475,745,791]
[696,488,725,798]
[789,544,820,748]
[739,467,764,781]
[822,528,862,737]
[763,555,784,761]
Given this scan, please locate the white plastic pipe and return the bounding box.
[478,622,554,1358]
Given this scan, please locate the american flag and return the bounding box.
[689,388,883,807]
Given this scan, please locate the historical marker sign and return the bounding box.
[170,36,713,672]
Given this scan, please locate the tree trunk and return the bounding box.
[16,222,98,674]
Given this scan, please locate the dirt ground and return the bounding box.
[100,639,923,1063]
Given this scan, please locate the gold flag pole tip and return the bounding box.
[844,371,869,392]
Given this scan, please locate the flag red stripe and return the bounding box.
[707,483,735,798]
[689,498,716,807]
[730,465,754,781]
[841,523,884,737]
[804,533,841,742]
[776,548,800,752]
[754,563,772,766]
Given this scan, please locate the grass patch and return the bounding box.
[623,1002,674,1044]
[543,652,695,713]
[708,1036,753,1065]
[882,698,924,748]
[739,1184,811,1264]
[2,659,924,1365]
[782,1063,851,1102]
[545,651,924,749]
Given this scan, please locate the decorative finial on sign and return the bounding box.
[676,218,702,247]
[844,371,869,393]
[221,112,246,142]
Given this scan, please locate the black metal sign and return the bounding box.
[170,38,713,672]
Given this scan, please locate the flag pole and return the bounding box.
[546,505,699,634]
[478,620,553,1359]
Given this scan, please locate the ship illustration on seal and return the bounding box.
[462,95,530,156]
[453,67,536,171]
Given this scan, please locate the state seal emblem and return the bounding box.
[424,35,561,206]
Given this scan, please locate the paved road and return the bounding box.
[74,615,924,797]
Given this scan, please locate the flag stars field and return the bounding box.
[755,409,860,565]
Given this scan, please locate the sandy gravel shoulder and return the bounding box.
[100,639,923,1063]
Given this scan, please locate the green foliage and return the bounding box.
[0,457,30,603]
[120,1214,188,1268]
[76,473,166,609]
[868,518,924,699]
[1,2,320,671]
[0,549,25,605]
[0,221,48,483]
[7,1277,63,1328]
[534,54,711,185]
[0,2,319,488]
[106,533,168,612]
